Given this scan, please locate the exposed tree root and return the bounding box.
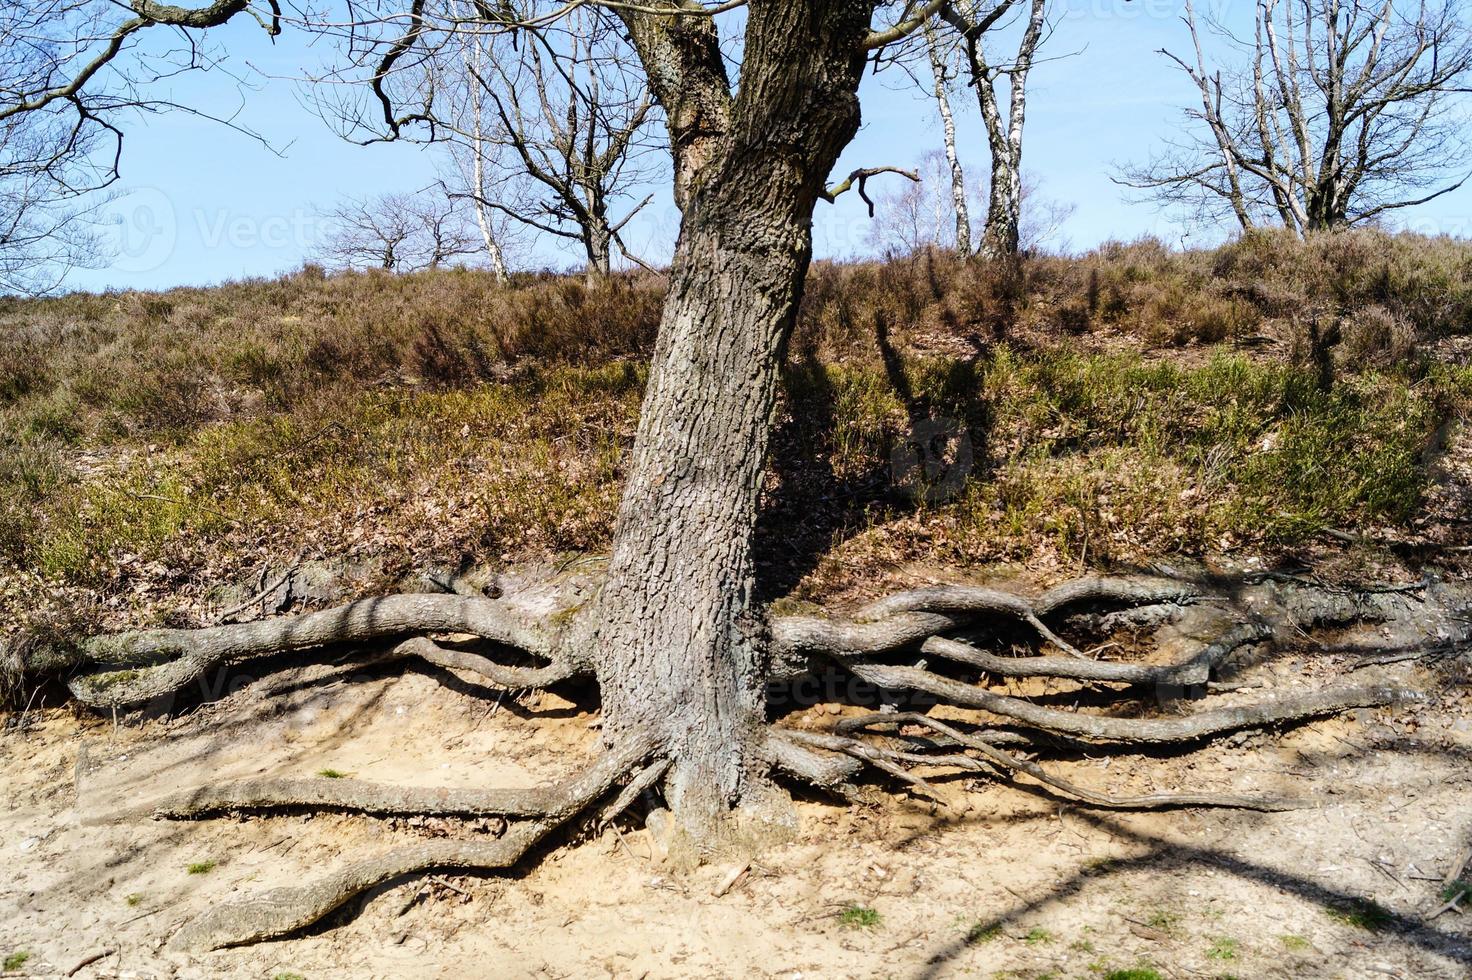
[62,595,562,709]
[173,823,549,951]
[766,729,865,792]
[919,621,1271,687]
[385,636,582,689]
[32,570,1469,950]
[849,663,1416,743]
[147,770,600,821]
[169,741,653,951]
[834,713,1300,811]
[770,610,965,672]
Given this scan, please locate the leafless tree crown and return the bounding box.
[1121,0,1472,233]
[317,189,480,272]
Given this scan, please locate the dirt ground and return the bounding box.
[2,630,1469,980]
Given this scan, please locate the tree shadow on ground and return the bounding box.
[755,312,994,601]
[910,810,1472,977]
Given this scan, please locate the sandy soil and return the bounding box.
[2,632,1469,980]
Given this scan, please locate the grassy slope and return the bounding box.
[2,229,1471,639]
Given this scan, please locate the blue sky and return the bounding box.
[69,0,1472,292]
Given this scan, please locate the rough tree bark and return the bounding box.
[595,0,879,851]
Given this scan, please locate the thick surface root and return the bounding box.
[36,568,1467,952]
[920,622,1269,686]
[173,824,548,952]
[169,742,652,951]
[762,571,1463,810]
[146,774,595,821]
[852,664,1415,743]
[835,713,1300,811]
[64,594,563,709]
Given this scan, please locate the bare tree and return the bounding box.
[923,19,973,253]
[0,6,123,294]
[869,148,969,254]
[436,17,521,283]
[317,190,480,272]
[0,112,108,295]
[347,2,660,279]
[883,1,1049,257]
[1016,172,1076,252]
[7,0,1435,953]
[938,0,1051,258]
[439,141,517,281]
[1121,0,1472,233]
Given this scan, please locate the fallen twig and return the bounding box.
[216,566,297,623]
[64,948,115,977]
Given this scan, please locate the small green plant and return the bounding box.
[1023,926,1052,945]
[124,893,143,907]
[1071,939,1096,953]
[1105,970,1162,980]
[272,973,306,980]
[966,921,1002,944]
[838,905,881,928]
[1278,934,1311,951]
[317,768,349,779]
[1440,879,1470,903]
[4,951,30,971]
[186,860,217,875]
[1146,910,1181,933]
[1324,898,1392,931]
[1206,937,1239,961]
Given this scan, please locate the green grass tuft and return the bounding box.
[1145,910,1181,933]
[966,921,1002,944]
[186,860,217,875]
[1325,898,1393,931]
[3,952,30,971]
[838,905,881,928]
[1206,936,1239,960]
[317,768,349,779]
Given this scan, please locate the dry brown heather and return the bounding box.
[2,228,1471,649]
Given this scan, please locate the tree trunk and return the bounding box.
[584,215,612,282]
[968,0,1045,260]
[593,0,875,854]
[463,30,510,284]
[925,21,971,254]
[978,154,1021,258]
[475,200,510,283]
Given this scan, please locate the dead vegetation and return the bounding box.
[3,230,1471,641]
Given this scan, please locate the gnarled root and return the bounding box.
[836,713,1300,811]
[170,743,656,951]
[850,664,1415,743]
[37,569,1466,953]
[63,594,572,709]
[762,572,1464,813]
[918,622,1269,687]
